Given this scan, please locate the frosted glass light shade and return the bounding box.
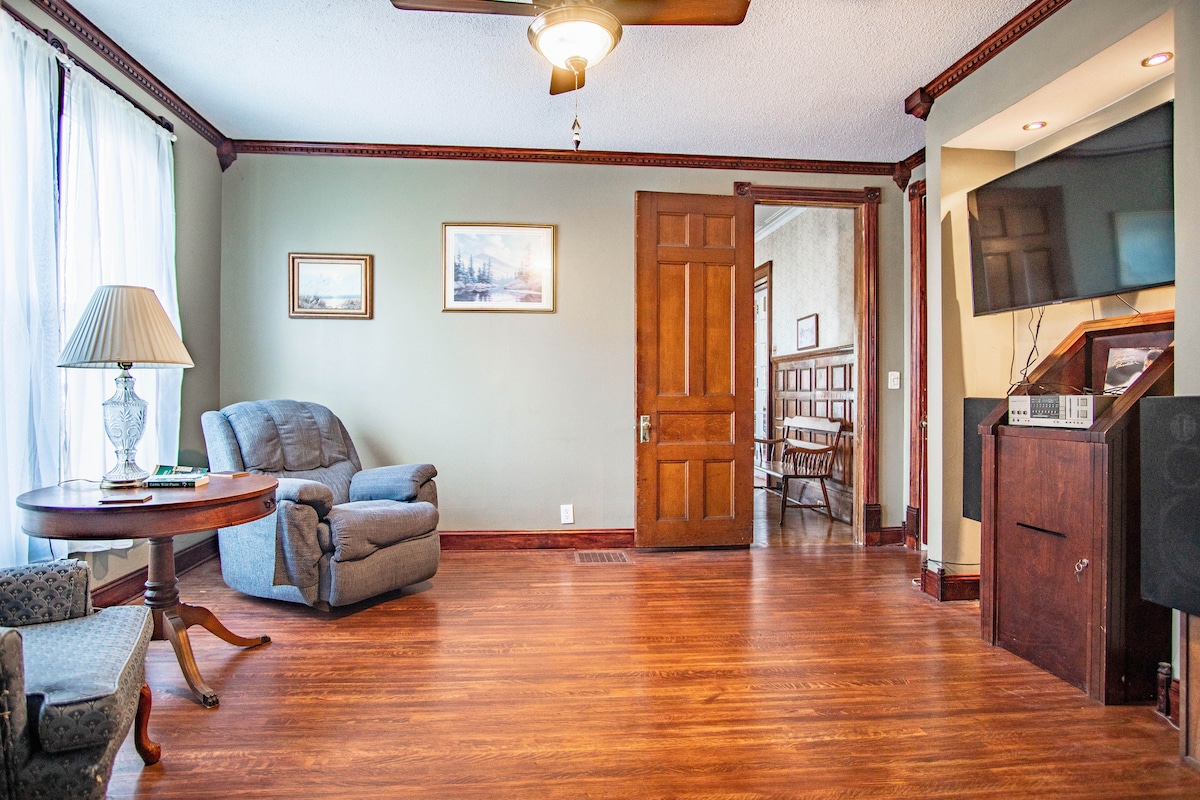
[528,6,622,70]
[58,285,193,369]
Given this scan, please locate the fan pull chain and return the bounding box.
[572,70,582,151]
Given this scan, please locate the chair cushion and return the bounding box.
[326,501,439,563]
[21,606,151,754]
[223,400,353,472]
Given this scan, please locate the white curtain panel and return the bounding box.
[57,68,181,552]
[0,18,62,567]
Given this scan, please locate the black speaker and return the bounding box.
[962,398,1003,522]
[1141,396,1200,616]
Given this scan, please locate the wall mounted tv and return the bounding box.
[968,102,1174,316]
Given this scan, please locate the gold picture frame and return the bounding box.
[288,253,373,320]
[443,223,556,312]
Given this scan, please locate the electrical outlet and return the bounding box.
[887,371,901,390]
[560,504,575,524]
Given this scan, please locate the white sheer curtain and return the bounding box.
[57,68,181,552]
[0,17,62,567]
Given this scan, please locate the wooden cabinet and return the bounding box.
[979,311,1174,704]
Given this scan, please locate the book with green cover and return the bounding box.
[146,465,210,487]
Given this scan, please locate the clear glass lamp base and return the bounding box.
[101,366,149,488]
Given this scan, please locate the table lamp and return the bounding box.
[57,285,194,487]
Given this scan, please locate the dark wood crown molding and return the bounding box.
[734,183,881,206]
[230,139,899,175]
[904,0,1074,120]
[20,0,234,161]
[892,148,925,191]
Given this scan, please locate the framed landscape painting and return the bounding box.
[289,253,373,319]
[443,223,556,312]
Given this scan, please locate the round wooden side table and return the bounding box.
[17,474,278,708]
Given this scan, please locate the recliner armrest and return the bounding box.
[275,478,335,518]
[0,560,92,626]
[350,463,437,504]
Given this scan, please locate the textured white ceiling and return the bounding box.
[66,0,1032,161]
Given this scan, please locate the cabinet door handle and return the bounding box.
[1017,522,1066,539]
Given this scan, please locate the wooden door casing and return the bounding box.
[634,191,755,548]
[908,180,928,548]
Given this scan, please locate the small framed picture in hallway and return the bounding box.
[797,313,819,350]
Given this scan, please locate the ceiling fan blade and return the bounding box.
[390,0,542,17]
[549,66,585,95]
[603,0,750,25]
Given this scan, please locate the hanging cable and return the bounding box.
[571,66,582,151]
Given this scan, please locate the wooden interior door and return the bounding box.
[635,191,754,547]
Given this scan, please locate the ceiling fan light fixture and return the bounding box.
[528,6,622,71]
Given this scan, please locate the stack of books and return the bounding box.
[145,465,210,488]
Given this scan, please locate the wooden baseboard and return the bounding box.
[863,503,883,534]
[865,525,905,547]
[92,535,219,608]
[904,505,920,549]
[439,529,636,551]
[920,566,981,602]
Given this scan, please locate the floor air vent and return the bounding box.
[574,551,632,564]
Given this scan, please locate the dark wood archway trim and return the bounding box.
[904,0,1074,120]
[907,179,928,551]
[20,0,233,158]
[734,182,882,544]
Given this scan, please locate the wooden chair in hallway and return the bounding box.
[754,416,844,523]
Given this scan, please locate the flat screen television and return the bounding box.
[968,102,1174,316]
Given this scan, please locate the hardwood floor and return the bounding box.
[108,496,1200,798]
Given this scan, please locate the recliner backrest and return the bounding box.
[206,400,363,505]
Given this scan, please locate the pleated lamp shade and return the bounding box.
[58,285,194,368]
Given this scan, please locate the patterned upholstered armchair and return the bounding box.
[201,399,440,609]
[0,559,159,800]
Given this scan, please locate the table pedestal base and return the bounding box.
[147,538,269,708]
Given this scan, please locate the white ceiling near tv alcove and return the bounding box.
[66,0,1033,161]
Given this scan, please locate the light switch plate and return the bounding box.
[887,371,901,390]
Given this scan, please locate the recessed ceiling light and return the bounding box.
[1023,121,1047,131]
[1142,52,1174,67]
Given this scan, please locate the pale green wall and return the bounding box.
[923,0,1197,572]
[220,157,909,530]
[11,0,224,583]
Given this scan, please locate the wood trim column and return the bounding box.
[735,182,881,544]
[908,179,928,550]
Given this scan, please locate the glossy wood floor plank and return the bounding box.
[108,496,1200,798]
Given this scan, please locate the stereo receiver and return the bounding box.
[1007,394,1116,429]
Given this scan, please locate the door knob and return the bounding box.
[639,415,651,443]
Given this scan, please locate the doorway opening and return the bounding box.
[737,183,883,545]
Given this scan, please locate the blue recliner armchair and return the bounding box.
[201,400,440,609]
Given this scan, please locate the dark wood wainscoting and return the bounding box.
[767,345,855,523]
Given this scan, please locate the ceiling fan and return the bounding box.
[390,0,751,95]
